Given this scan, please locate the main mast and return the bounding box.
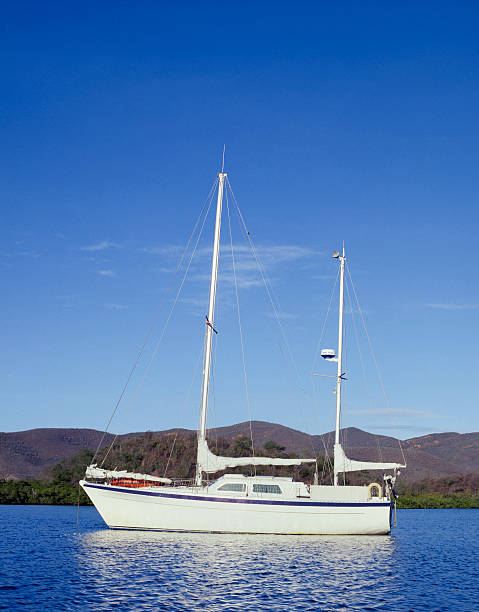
[196,172,226,485]
[334,246,346,486]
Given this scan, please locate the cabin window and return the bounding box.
[252,484,282,494]
[217,483,246,492]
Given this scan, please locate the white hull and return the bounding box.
[79,176,404,537]
[81,481,392,535]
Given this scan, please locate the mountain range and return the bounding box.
[1,421,478,483]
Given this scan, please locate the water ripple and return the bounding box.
[0,506,478,610]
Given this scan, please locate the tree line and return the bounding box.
[1,433,478,508]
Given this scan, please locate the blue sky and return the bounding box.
[1,1,478,439]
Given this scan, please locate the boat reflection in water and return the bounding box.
[77,529,401,610]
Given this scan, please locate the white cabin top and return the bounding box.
[206,474,309,498]
[211,474,294,481]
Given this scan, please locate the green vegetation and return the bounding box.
[0,448,95,505]
[0,435,322,505]
[397,494,479,509]
[70,433,324,482]
[1,434,479,508]
[396,474,479,508]
[0,479,91,505]
[396,475,479,508]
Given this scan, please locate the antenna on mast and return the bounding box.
[221,145,226,173]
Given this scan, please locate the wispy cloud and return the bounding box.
[140,245,181,256]
[189,272,265,290]
[180,297,207,308]
[5,250,41,259]
[105,303,128,311]
[144,243,319,293]
[80,240,119,252]
[349,408,445,420]
[369,424,434,433]
[344,306,371,316]
[179,297,211,315]
[142,243,318,265]
[266,311,297,320]
[55,294,80,309]
[98,269,115,277]
[203,244,318,267]
[426,303,479,311]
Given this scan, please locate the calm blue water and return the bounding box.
[0,506,478,610]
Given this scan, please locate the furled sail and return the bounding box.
[197,438,316,474]
[334,444,406,474]
[85,464,172,483]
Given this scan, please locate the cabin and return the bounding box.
[207,474,311,499]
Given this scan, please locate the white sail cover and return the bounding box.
[334,444,405,474]
[85,464,172,484]
[197,439,316,474]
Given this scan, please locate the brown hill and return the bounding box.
[1,421,478,483]
[0,429,114,480]
[207,422,479,483]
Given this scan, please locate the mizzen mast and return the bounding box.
[321,246,406,484]
[197,171,226,485]
[334,245,346,485]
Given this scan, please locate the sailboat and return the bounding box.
[80,170,406,535]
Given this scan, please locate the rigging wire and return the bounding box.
[310,267,340,481]
[227,177,316,473]
[226,177,306,397]
[99,180,218,467]
[91,178,219,465]
[344,275,384,463]
[344,318,349,437]
[204,259,221,453]
[163,431,178,479]
[225,177,314,472]
[225,188,256,470]
[311,268,341,375]
[163,344,205,478]
[345,264,407,467]
[209,329,219,453]
[195,266,221,474]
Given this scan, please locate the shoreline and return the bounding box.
[1,480,478,509]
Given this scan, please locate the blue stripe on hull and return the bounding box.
[109,527,362,535]
[83,482,391,508]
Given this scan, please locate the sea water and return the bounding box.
[0,506,477,610]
